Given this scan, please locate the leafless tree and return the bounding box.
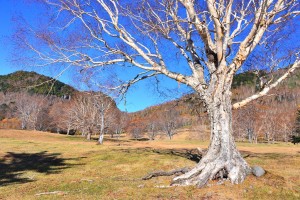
[259,100,297,142]
[60,104,76,135]
[70,93,112,143]
[161,109,179,140]
[15,92,44,130]
[35,102,52,131]
[71,94,98,140]
[110,111,127,139]
[233,104,257,143]
[147,121,159,140]
[15,0,300,187]
[93,93,113,144]
[49,98,75,134]
[130,126,143,140]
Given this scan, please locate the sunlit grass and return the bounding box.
[0,129,299,199]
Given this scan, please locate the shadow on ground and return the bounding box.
[116,147,299,164]
[118,147,203,162]
[0,151,82,186]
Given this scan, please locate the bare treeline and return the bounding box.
[0,91,126,144]
[128,108,191,140]
[127,80,300,142]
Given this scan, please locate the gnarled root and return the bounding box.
[171,152,251,188]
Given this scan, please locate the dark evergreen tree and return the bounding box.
[294,108,300,137]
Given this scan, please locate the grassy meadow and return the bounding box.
[0,129,299,200]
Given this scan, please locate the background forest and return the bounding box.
[0,69,299,143]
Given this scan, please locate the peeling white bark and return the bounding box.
[172,89,251,187]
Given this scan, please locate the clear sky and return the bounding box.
[0,0,190,112]
[1,1,299,112]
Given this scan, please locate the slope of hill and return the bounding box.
[1,69,299,142]
[0,71,75,97]
[0,70,120,133]
[127,68,300,141]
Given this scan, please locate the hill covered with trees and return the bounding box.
[0,69,299,144]
[0,71,75,97]
[127,68,300,142]
[0,71,123,144]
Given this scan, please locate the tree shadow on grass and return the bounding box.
[117,147,202,163]
[0,151,82,186]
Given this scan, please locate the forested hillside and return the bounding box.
[0,71,122,143]
[127,68,300,142]
[0,69,299,143]
[0,71,75,97]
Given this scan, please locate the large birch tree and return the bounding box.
[15,0,300,187]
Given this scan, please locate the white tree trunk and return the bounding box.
[172,91,251,187]
[98,134,104,144]
[98,112,105,144]
[67,125,70,135]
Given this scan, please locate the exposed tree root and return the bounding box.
[142,167,191,180]
[171,151,252,188]
[140,148,253,187]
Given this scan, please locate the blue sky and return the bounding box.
[0,0,14,75]
[1,1,299,112]
[0,0,190,112]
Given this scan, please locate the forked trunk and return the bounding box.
[172,90,251,187]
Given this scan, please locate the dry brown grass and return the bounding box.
[0,129,299,200]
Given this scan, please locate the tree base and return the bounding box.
[171,150,251,188]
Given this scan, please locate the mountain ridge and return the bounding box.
[0,71,76,97]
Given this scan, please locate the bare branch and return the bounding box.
[233,59,300,109]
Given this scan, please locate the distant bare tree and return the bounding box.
[147,121,159,140]
[71,94,98,140]
[70,93,112,143]
[161,109,179,140]
[110,111,127,139]
[131,126,143,140]
[15,93,43,130]
[259,100,297,142]
[93,93,113,144]
[35,101,52,131]
[233,104,257,143]
[49,98,75,134]
[60,102,76,135]
[262,112,277,143]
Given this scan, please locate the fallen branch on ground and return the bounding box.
[142,167,191,180]
[151,148,203,162]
